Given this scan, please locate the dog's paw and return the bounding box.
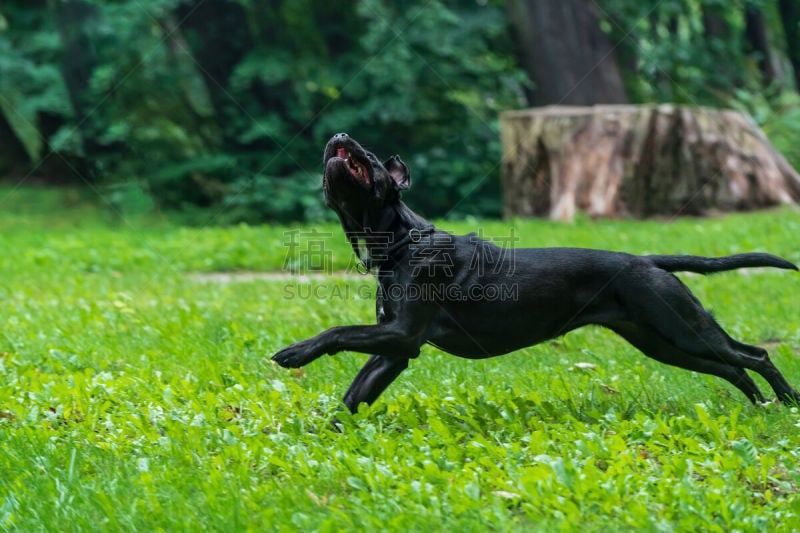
[271,341,321,368]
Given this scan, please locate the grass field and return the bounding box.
[1,187,800,531]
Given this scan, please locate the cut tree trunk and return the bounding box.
[500,105,800,221]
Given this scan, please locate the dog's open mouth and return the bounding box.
[332,147,370,185]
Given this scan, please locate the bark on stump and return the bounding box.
[500,104,800,221]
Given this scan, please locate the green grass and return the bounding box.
[1,187,800,531]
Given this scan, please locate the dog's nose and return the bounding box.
[332,132,349,142]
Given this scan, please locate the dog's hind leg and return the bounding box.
[609,321,766,403]
[618,270,799,403]
[720,339,800,404]
[342,355,409,414]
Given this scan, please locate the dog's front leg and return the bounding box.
[271,322,422,368]
[335,292,410,412]
[341,355,410,413]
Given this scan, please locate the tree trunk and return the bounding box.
[500,105,800,221]
[55,0,101,179]
[778,0,800,90]
[702,5,729,41]
[506,0,628,106]
[0,112,29,175]
[174,1,253,122]
[743,5,783,88]
[702,3,739,90]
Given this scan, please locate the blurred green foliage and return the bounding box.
[0,0,526,222]
[0,0,798,222]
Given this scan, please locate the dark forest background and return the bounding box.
[1,0,799,222]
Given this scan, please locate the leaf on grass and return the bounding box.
[305,489,328,506]
[600,383,619,395]
[491,490,520,500]
[136,457,150,473]
[572,362,597,372]
[346,477,367,491]
[731,439,759,466]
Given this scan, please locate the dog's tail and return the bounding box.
[647,253,798,274]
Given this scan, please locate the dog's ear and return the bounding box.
[383,155,411,190]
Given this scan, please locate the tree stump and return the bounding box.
[500,104,800,221]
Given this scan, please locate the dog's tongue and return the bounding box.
[336,148,347,159]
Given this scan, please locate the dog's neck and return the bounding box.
[341,201,434,271]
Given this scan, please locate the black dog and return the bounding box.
[273,133,800,413]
